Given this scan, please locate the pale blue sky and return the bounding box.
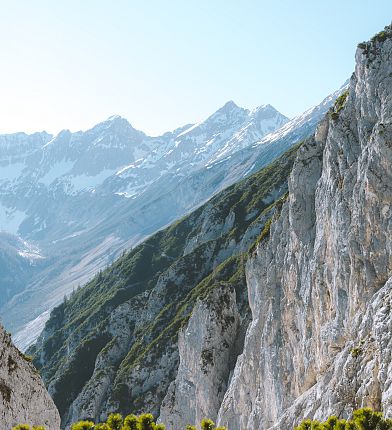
[0,1,390,136]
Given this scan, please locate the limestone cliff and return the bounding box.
[159,25,392,429]
[32,24,392,430]
[0,325,60,429]
[214,26,392,429]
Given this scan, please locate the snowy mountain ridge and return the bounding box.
[0,93,339,350]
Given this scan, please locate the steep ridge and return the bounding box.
[30,143,300,427]
[0,103,288,349]
[0,324,60,429]
[200,26,392,429]
[140,85,346,232]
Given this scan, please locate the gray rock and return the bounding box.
[215,26,392,429]
[0,324,60,430]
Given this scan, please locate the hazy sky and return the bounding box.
[0,1,390,136]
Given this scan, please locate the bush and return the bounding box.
[95,424,110,430]
[138,413,155,430]
[71,421,95,430]
[68,413,227,430]
[107,413,123,430]
[294,408,392,430]
[201,419,216,430]
[123,414,139,430]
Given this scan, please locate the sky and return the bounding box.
[0,1,390,136]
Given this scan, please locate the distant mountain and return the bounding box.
[0,102,288,348]
[0,94,338,351]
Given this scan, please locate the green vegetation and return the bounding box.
[12,408,392,430]
[11,426,45,430]
[22,354,34,362]
[358,25,392,59]
[370,29,390,44]
[68,414,227,430]
[330,90,349,121]
[31,142,302,419]
[350,347,362,358]
[294,408,392,430]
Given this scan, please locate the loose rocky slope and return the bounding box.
[0,324,60,429]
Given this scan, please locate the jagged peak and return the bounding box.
[249,103,289,121]
[220,100,240,110]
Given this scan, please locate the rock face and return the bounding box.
[212,27,392,429]
[0,324,60,430]
[32,144,298,428]
[159,284,242,428]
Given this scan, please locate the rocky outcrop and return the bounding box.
[213,26,392,429]
[0,324,60,430]
[159,284,242,428]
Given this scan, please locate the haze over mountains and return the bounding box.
[0,91,342,351]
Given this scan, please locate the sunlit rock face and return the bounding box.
[0,324,60,430]
[216,27,392,429]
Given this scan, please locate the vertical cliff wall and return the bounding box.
[159,26,392,430]
[215,26,392,429]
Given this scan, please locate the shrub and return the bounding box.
[294,408,392,430]
[12,426,46,430]
[69,413,226,430]
[123,414,139,430]
[95,424,110,430]
[71,421,95,430]
[139,414,155,430]
[330,90,349,121]
[107,413,123,430]
[201,419,216,430]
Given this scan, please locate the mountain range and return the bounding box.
[0,21,391,430]
[0,91,342,351]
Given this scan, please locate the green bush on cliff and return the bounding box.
[107,413,123,430]
[70,421,95,430]
[294,408,392,430]
[66,413,228,430]
[123,414,139,430]
[12,426,49,430]
[201,419,216,430]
